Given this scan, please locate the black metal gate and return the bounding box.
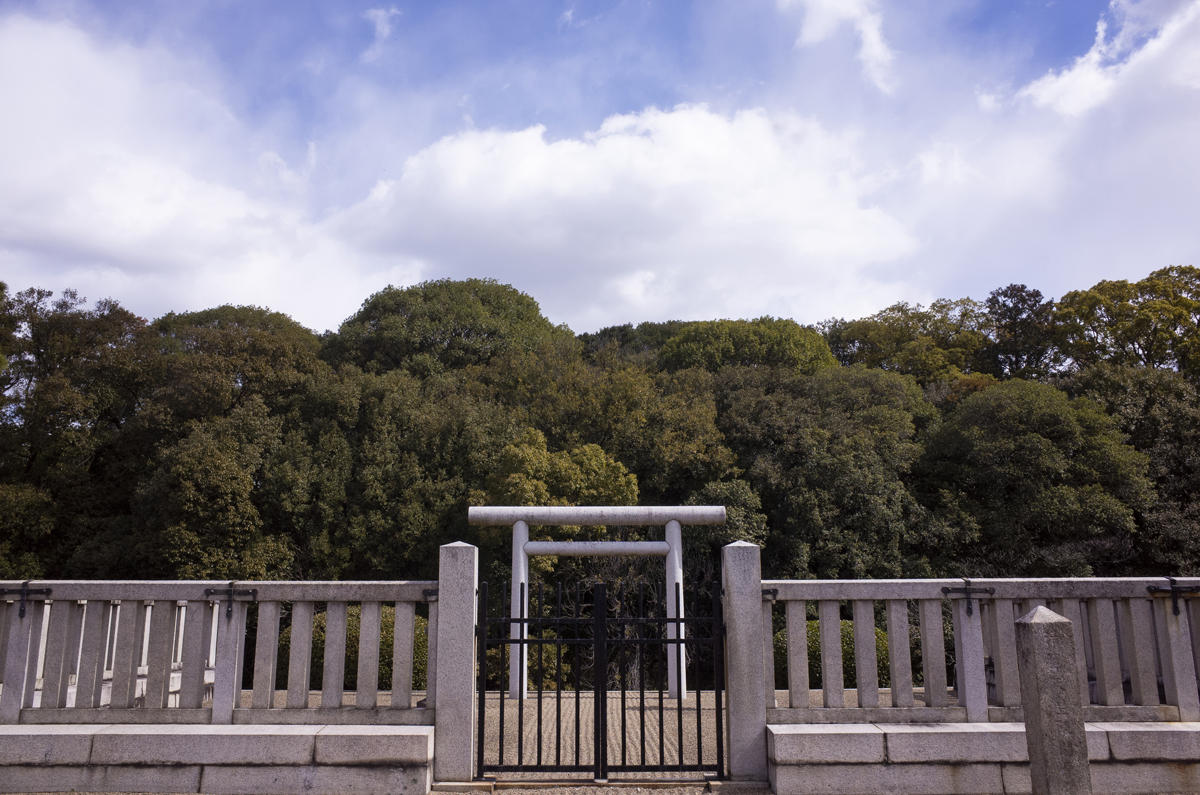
[475,580,725,781]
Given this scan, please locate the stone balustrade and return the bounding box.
[761,577,1200,725]
[0,580,439,727]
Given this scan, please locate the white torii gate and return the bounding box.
[467,505,726,701]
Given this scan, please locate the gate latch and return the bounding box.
[1147,576,1200,616]
[0,581,52,618]
[941,578,994,617]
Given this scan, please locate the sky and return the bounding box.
[1,0,1198,334]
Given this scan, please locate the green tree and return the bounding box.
[717,365,942,579]
[324,278,571,375]
[1059,364,1200,574]
[979,284,1061,379]
[916,379,1153,576]
[658,317,836,374]
[1056,266,1200,377]
[820,299,991,384]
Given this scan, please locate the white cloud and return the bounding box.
[778,0,897,93]
[1018,0,1200,116]
[5,1,1200,337]
[327,105,918,328]
[361,7,400,64]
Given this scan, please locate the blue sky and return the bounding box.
[1,0,1197,332]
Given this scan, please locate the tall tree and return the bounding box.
[657,317,836,374]
[916,379,1153,576]
[323,278,572,375]
[1059,364,1200,575]
[1056,266,1200,377]
[980,284,1060,378]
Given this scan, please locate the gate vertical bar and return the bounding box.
[638,583,646,767]
[477,581,487,781]
[675,581,684,770]
[537,581,544,767]
[593,582,608,781]
[713,580,725,779]
[556,584,563,767]
[517,581,525,765]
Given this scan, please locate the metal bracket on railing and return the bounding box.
[0,581,52,618]
[941,578,995,617]
[204,581,258,619]
[762,588,778,602]
[423,588,439,602]
[1147,576,1200,616]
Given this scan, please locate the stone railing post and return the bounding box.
[1015,606,1092,795]
[723,541,767,781]
[952,597,989,722]
[0,597,46,723]
[434,541,479,783]
[210,598,248,725]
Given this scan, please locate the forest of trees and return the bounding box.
[2,266,1198,587]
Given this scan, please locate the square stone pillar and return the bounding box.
[1015,606,1092,795]
[435,541,479,783]
[722,541,768,781]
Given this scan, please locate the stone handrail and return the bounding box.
[762,576,1200,726]
[0,579,438,727]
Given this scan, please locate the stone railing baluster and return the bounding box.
[391,600,416,709]
[918,598,947,708]
[884,598,913,707]
[852,599,879,708]
[144,600,178,709]
[785,598,808,709]
[321,601,348,709]
[1088,596,1124,705]
[250,601,281,710]
[179,599,213,709]
[356,600,382,709]
[110,600,148,709]
[39,600,78,709]
[818,599,844,708]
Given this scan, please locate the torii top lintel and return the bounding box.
[466,505,726,526]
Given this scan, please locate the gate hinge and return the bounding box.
[762,588,778,602]
[0,581,52,618]
[1148,576,1200,616]
[423,588,439,602]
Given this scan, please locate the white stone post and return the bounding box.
[1015,606,1093,795]
[666,518,687,699]
[435,542,479,783]
[210,599,247,725]
[723,541,768,781]
[952,598,989,722]
[0,598,45,724]
[509,520,529,700]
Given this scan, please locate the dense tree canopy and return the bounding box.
[2,267,1196,584]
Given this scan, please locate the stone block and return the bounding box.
[1003,762,1032,794]
[1090,761,1200,794]
[724,541,768,780]
[0,724,101,765]
[91,724,319,765]
[769,762,1004,795]
[316,725,434,765]
[1093,721,1200,761]
[767,724,885,764]
[434,542,478,784]
[882,723,1027,763]
[1015,606,1092,795]
[200,763,431,795]
[0,763,202,793]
